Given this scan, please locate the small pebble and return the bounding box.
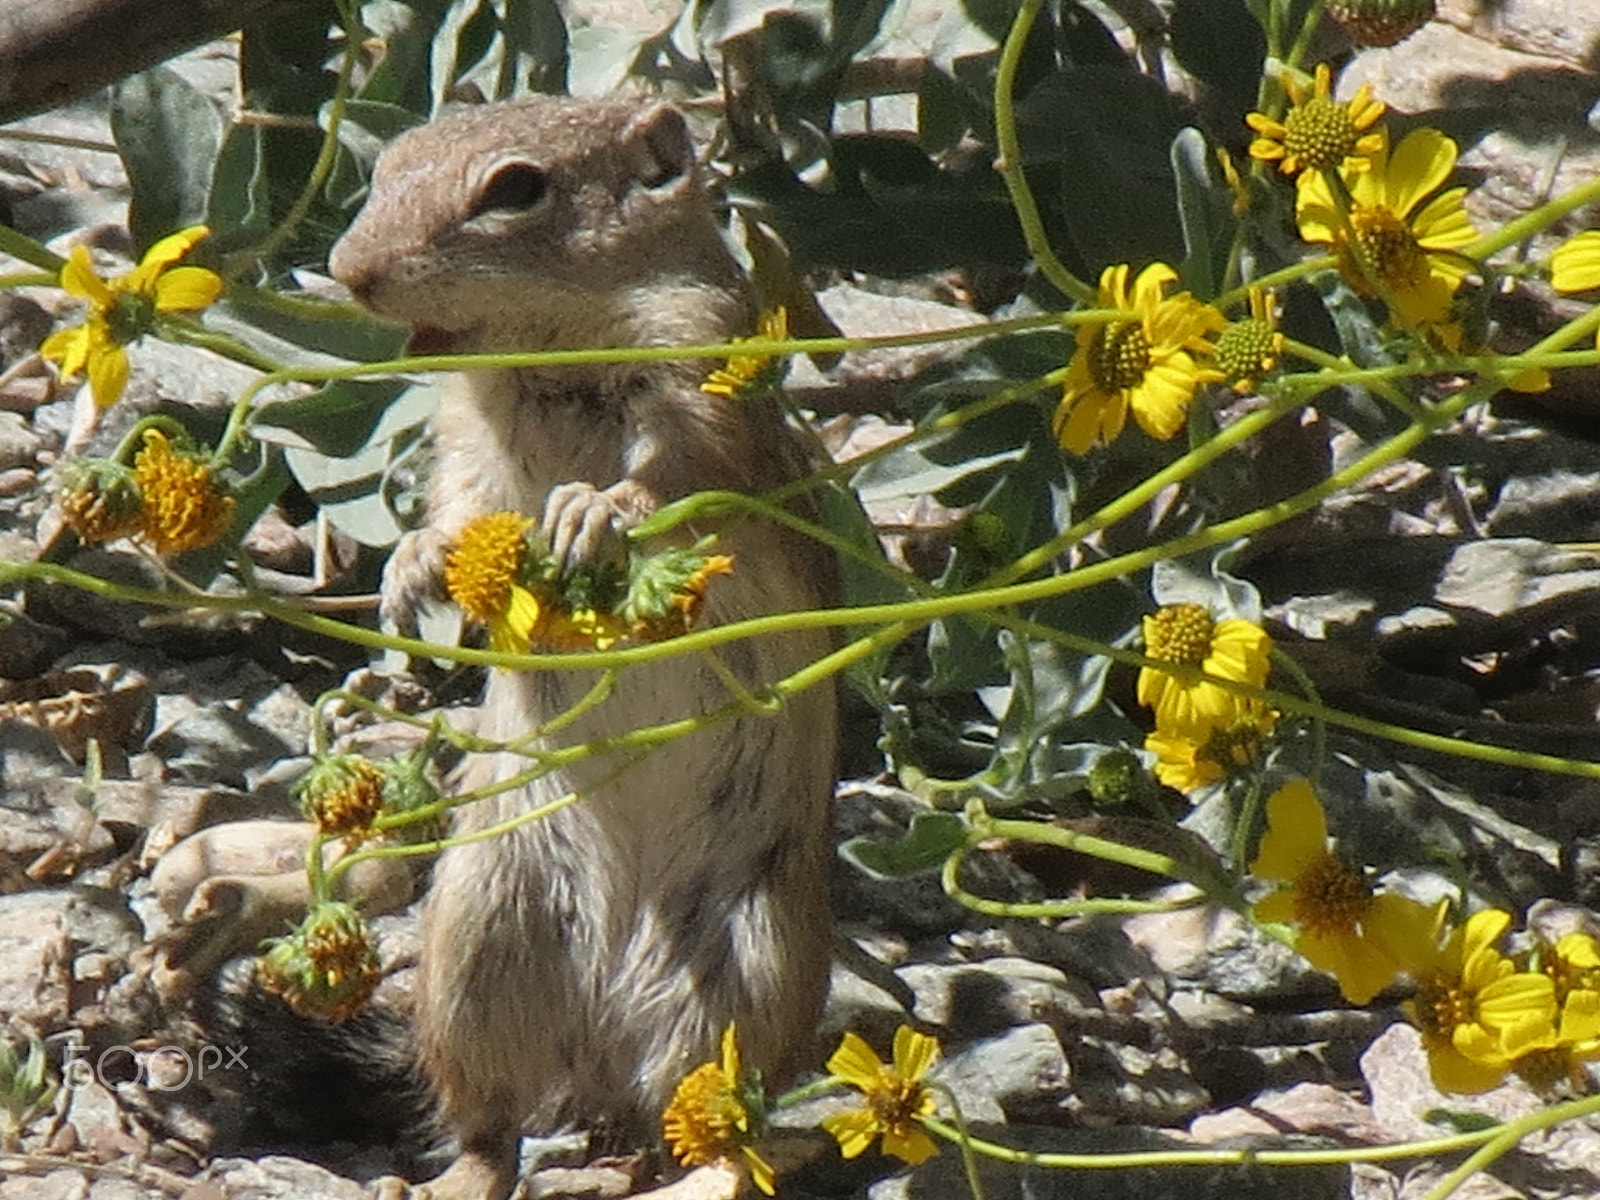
[0,466,35,496]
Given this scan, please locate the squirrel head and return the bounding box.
[330,97,748,356]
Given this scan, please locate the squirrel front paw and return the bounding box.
[542,481,635,575]
[380,527,453,635]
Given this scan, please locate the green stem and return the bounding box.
[234,12,358,272]
[992,0,1093,305]
[1270,644,1326,780]
[915,1113,1513,1169]
[0,224,63,273]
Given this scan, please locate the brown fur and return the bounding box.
[330,97,837,1200]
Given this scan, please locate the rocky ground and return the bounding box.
[4,4,1600,1199]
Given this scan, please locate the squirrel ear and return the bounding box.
[626,105,694,190]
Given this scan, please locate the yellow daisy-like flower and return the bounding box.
[1247,63,1387,181]
[1297,128,1478,338]
[1214,288,1285,393]
[131,427,236,555]
[821,1026,940,1165]
[1146,699,1278,793]
[1054,263,1225,454]
[1251,779,1445,1005]
[661,1024,776,1196]
[1551,230,1600,294]
[443,511,545,654]
[702,308,789,397]
[1136,603,1271,739]
[1403,908,1560,1094]
[40,226,223,408]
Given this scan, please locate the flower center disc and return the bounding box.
[1282,98,1359,173]
[1349,206,1426,289]
[1089,319,1152,390]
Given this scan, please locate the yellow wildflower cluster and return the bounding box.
[40,226,223,409]
[1136,602,1276,793]
[1252,781,1600,1094]
[443,510,734,657]
[57,427,236,556]
[1247,65,1477,347]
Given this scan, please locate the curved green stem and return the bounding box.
[992,0,1093,305]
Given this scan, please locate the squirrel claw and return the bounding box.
[542,481,628,575]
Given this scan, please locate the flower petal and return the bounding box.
[1250,779,1327,881]
[127,225,211,292]
[60,245,114,307]
[1383,128,1458,220]
[826,1032,886,1091]
[152,266,223,312]
[87,341,130,408]
[40,325,91,377]
[1552,231,1600,294]
[821,1109,879,1159]
[881,1124,940,1165]
[892,1025,939,1083]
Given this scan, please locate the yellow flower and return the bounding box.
[1214,288,1284,393]
[1251,779,1445,1005]
[1247,63,1387,181]
[702,308,789,397]
[39,226,223,408]
[131,428,236,555]
[821,1026,939,1165]
[1054,263,1225,454]
[443,511,546,653]
[1551,230,1600,293]
[1146,699,1278,793]
[1403,909,1560,1094]
[1297,128,1478,339]
[1136,603,1271,738]
[662,1024,776,1196]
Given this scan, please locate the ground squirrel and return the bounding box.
[328,97,838,1200]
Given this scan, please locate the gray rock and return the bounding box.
[0,600,70,679]
[936,1022,1072,1124]
[1434,538,1600,619]
[0,410,41,470]
[198,1157,370,1199]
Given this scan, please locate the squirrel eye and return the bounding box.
[470,162,548,217]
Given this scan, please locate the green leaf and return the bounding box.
[111,67,224,253]
[1169,0,1265,114]
[1014,65,1187,274]
[254,379,414,457]
[1171,126,1231,300]
[840,810,967,879]
[208,124,272,248]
